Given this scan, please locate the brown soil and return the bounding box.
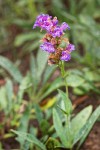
[81,122,100,150]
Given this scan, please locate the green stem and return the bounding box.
[59,61,72,147]
[59,61,69,99]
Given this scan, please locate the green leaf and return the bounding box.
[74,82,92,95]
[67,74,85,87]
[14,32,42,46]
[13,19,32,28]
[71,105,92,144]
[42,65,56,85]
[20,73,32,90]
[0,87,7,110]
[53,109,67,147]
[34,104,43,125]
[17,73,33,103]
[11,130,46,150]
[40,77,64,101]
[0,56,22,83]
[73,87,87,95]
[6,79,13,102]
[77,105,100,149]
[84,70,94,81]
[58,90,72,115]
[28,41,39,52]
[40,119,50,135]
[45,137,60,150]
[16,106,30,148]
[5,79,13,112]
[37,49,48,80]
[30,54,38,92]
[0,142,3,150]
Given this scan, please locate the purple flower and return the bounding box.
[33,14,52,30]
[40,42,55,53]
[33,14,75,63]
[33,14,70,38]
[52,17,58,26]
[49,23,70,38]
[60,44,75,61]
[61,22,70,30]
[66,44,75,52]
[50,26,63,37]
[60,51,71,61]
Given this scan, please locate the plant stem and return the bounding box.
[59,61,69,98]
[59,61,72,148]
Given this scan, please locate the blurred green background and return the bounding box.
[0,0,100,149]
[1,0,100,59]
[0,0,100,94]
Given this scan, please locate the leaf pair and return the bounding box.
[53,90,100,149]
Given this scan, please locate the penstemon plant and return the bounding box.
[12,14,100,150]
[33,14,75,149]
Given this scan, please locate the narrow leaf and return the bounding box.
[14,32,42,46]
[0,56,22,83]
[5,79,13,112]
[71,105,93,140]
[53,109,67,147]
[42,65,56,85]
[30,54,38,92]
[37,49,48,79]
[0,87,7,110]
[77,106,100,149]
[58,90,72,115]
[67,74,85,87]
[40,77,64,101]
[19,73,32,90]
[34,104,43,125]
[11,130,46,150]
[16,106,30,147]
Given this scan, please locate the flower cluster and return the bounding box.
[60,44,75,61]
[33,14,75,64]
[33,14,70,38]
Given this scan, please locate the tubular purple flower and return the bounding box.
[52,17,58,26]
[33,14,52,30]
[33,14,75,64]
[50,26,63,37]
[49,23,70,38]
[60,51,71,61]
[66,44,75,52]
[33,14,70,38]
[40,42,55,53]
[61,22,70,30]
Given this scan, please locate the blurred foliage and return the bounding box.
[0,0,100,149]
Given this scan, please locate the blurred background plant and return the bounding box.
[0,0,100,149]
